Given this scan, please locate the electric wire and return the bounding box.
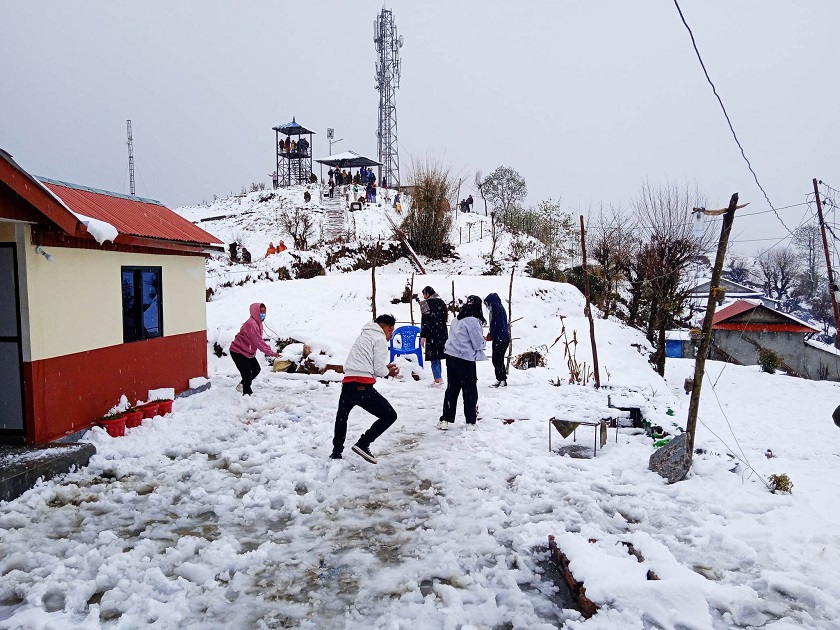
[671,0,795,237]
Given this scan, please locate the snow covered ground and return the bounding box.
[3,268,840,628]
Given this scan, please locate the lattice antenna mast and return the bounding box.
[126,120,135,197]
[374,8,403,188]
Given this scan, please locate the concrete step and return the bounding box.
[0,443,96,502]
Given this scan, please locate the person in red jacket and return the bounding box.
[229,303,279,395]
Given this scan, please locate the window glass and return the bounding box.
[122,270,137,342]
[141,270,160,337]
[121,267,162,342]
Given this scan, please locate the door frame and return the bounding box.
[0,242,26,444]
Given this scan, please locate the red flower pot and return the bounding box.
[141,403,159,419]
[100,416,126,437]
[124,410,143,428]
[156,399,174,415]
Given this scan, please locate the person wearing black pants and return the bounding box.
[438,295,487,431]
[441,355,479,425]
[231,351,262,396]
[333,383,397,461]
[484,293,510,387]
[331,314,400,464]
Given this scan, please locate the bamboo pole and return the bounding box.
[409,272,415,326]
[579,215,601,388]
[506,264,515,372]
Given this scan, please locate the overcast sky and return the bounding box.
[2,1,839,254]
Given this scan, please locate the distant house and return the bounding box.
[665,329,695,359]
[709,300,840,381]
[0,149,223,444]
[688,278,778,310]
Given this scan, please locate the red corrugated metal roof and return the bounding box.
[40,178,222,246]
[711,300,758,324]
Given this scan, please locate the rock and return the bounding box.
[648,431,691,483]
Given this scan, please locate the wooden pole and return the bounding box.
[579,216,601,388]
[813,178,840,348]
[371,241,380,319]
[506,264,515,372]
[409,272,415,326]
[451,280,456,315]
[686,193,739,459]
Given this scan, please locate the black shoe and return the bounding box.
[352,443,377,464]
[329,453,342,460]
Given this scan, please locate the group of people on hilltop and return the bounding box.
[278,137,309,156]
[227,287,510,465]
[458,195,475,212]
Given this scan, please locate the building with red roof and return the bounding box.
[0,148,223,444]
[708,300,840,381]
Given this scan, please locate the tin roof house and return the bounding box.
[0,149,223,444]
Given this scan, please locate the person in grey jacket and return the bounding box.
[331,314,400,464]
[438,295,487,431]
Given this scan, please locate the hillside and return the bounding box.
[2,255,840,627]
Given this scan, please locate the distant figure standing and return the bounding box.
[241,247,252,264]
[265,242,277,257]
[229,303,279,395]
[276,240,287,253]
[466,194,474,212]
[228,242,239,262]
[284,137,291,152]
[420,286,448,385]
[438,296,487,431]
[331,315,400,464]
[484,293,510,387]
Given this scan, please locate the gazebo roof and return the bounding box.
[272,118,315,136]
[315,150,383,169]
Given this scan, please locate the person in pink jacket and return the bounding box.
[229,303,279,395]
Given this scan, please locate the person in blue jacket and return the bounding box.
[438,295,487,431]
[484,293,510,387]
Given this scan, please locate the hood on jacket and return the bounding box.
[249,303,265,323]
[484,293,503,307]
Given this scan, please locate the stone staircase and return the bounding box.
[321,195,348,242]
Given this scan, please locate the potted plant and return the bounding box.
[124,407,143,428]
[99,412,127,437]
[139,402,160,419]
[152,399,174,415]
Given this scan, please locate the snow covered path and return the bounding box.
[3,364,840,629]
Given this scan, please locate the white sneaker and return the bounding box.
[236,383,244,393]
[437,420,449,431]
[466,424,477,431]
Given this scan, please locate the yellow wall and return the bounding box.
[22,242,207,361]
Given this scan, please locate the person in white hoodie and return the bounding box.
[331,314,400,464]
[438,295,488,431]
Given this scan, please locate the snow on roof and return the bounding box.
[805,338,840,356]
[315,151,383,168]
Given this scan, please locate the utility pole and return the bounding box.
[685,193,739,458]
[126,120,135,197]
[813,178,840,348]
[579,215,600,388]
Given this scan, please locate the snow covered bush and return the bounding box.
[769,473,793,494]
[400,157,454,258]
[758,348,782,374]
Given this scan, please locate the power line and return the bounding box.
[671,0,795,237]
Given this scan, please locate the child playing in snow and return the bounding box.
[229,303,279,395]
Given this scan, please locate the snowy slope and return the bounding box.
[2,269,840,628]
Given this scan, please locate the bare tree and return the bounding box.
[792,224,824,301]
[279,206,316,250]
[633,180,709,376]
[474,170,489,216]
[754,247,801,306]
[726,256,752,284]
[590,204,638,319]
[482,166,527,218]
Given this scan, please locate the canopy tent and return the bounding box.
[315,151,383,169]
[272,119,316,137]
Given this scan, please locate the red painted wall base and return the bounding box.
[23,331,208,443]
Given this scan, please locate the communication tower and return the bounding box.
[374,7,403,188]
[126,120,135,197]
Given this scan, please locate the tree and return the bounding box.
[535,199,578,272]
[633,180,709,376]
[726,256,751,284]
[279,206,316,250]
[400,157,455,258]
[755,247,801,306]
[590,205,638,319]
[481,166,527,219]
[474,170,489,216]
[791,224,824,301]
